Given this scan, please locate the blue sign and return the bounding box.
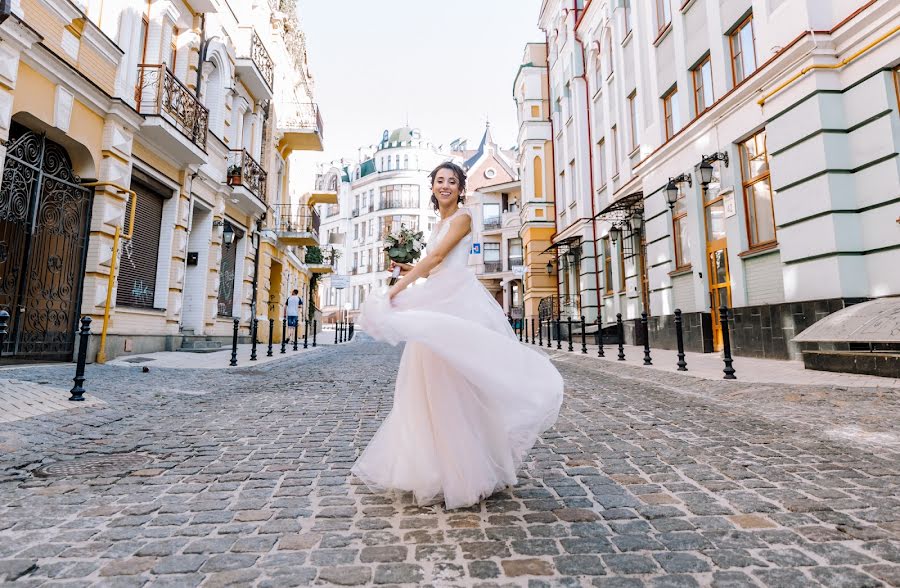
[471,243,481,255]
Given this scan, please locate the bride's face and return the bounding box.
[432,169,462,208]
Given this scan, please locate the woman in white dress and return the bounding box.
[353,162,564,510]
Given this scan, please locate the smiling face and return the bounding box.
[432,167,463,210]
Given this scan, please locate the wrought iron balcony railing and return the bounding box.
[273,204,320,236]
[538,295,582,320]
[248,30,274,90]
[227,149,267,201]
[279,102,325,140]
[483,216,502,230]
[508,256,524,267]
[484,261,503,273]
[136,64,209,150]
[379,196,420,210]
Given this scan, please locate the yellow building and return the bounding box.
[513,43,557,321]
[0,0,325,362]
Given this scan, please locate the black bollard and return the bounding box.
[349,321,354,340]
[720,305,737,379]
[531,318,536,344]
[581,316,587,354]
[641,312,652,365]
[280,318,287,354]
[267,318,274,357]
[518,319,523,342]
[674,309,687,371]
[69,316,92,401]
[547,318,552,348]
[567,317,574,352]
[616,313,626,361]
[230,318,239,366]
[335,321,339,344]
[303,319,309,349]
[0,310,9,360]
[538,317,543,347]
[250,318,259,361]
[596,317,605,357]
[556,318,562,350]
[312,320,318,347]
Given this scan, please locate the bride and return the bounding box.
[353,162,564,510]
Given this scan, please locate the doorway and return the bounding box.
[0,124,93,360]
[704,184,731,350]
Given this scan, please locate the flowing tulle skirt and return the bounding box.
[353,267,564,509]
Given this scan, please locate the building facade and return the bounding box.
[537,0,900,359]
[318,127,449,319]
[0,0,325,362]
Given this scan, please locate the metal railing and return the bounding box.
[351,208,360,217]
[508,256,524,267]
[379,196,420,210]
[136,64,209,149]
[483,216,502,230]
[246,29,274,90]
[279,102,324,140]
[227,149,267,201]
[538,295,582,320]
[484,261,503,273]
[273,204,319,235]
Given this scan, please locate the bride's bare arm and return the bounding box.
[389,215,470,297]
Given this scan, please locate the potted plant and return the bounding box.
[227,164,242,186]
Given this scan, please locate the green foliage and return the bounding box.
[304,245,323,265]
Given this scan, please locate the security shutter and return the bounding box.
[217,224,239,316]
[117,178,164,308]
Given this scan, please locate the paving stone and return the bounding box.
[359,545,407,563]
[99,557,156,577]
[152,555,207,574]
[316,566,372,585]
[501,558,555,576]
[554,555,606,576]
[373,563,424,584]
[653,552,711,573]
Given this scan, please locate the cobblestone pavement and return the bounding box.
[0,336,898,587]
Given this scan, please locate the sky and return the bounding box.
[291,0,544,190]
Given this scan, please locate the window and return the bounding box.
[655,0,672,35]
[483,203,500,228]
[672,188,691,269]
[169,27,178,71]
[119,178,164,309]
[395,155,400,170]
[508,238,523,266]
[533,156,544,198]
[484,243,501,262]
[611,126,620,176]
[730,15,757,85]
[624,0,632,37]
[403,155,409,169]
[138,16,149,64]
[603,238,613,293]
[692,54,714,116]
[379,185,420,209]
[627,92,639,152]
[618,238,626,292]
[740,129,776,247]
[894,67,900,112]
[597,138,607,186]
[531,105,540,118]
[663,86,681,139]
[605,31,614,75]
[354,224,359,240]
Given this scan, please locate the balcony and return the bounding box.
[227,149,267,216]
[484,261,503,274]
[278,102,324,154]
[379,196,420,211]
[483,216,502,231]
[307,190,338,206]
[508,256,524,268]
[135,64,208,165]
[305,246,334,275]
[235,28,274,100]
[274,204,319,247]
[352,208,360,218]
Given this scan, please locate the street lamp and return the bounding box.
[546,259,554,275]
[630,211,643,233]
[665,179,680,210]
[699,151,729,186]
[213,220,235,248]
[609,225,621,243]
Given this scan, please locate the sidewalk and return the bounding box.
[535,338,900,389]
[105,334,341,370]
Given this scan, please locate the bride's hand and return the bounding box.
[390,261,413,276]
[388,285,402,303]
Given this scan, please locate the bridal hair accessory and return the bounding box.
[384,224,425,285]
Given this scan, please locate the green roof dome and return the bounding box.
[380,127,425,146]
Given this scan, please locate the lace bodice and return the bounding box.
[429,208,472,274]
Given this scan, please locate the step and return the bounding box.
[178,340,223,352]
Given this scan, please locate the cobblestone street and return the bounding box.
[0,337,898,587]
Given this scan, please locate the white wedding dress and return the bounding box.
[353,207,564,509]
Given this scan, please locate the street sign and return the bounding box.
[512,265,526,278]
[723,190,737,218]
[471,243,481,255]
[330,275,350,289]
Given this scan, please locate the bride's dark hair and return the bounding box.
[429,162,467,211]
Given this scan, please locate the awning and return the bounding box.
[593,191,644,224]
[541,235,582,255]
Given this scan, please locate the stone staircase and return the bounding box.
[178,331,224,354]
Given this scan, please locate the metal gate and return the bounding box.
[0,124,93,360]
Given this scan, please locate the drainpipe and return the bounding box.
[80,182,138,364]
[573,1,605,327]
[544,32,562,311]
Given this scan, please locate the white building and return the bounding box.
[539,0,900,362]
[318,127,450,318]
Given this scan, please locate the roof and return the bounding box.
[359,159,376,178]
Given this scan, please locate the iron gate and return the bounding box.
[0,124,93,360]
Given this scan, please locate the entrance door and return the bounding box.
[0,124,93,360]
[704,181,731,350]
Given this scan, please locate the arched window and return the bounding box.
[203,58,225,136]
[533,156,544,198]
